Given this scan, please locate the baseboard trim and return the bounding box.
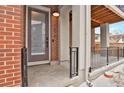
[28,60,50,66]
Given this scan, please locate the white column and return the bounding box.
[100,23,109,48]
[72,5,91,81]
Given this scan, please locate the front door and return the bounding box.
[28,7,49,62]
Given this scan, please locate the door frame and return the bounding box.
[25,5,51,66]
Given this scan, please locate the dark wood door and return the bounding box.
[28,7,49,62]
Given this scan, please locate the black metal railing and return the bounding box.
[90,47,124,72]
[70,47,79,78]
[21,47,28,87]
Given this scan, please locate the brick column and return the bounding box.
[51,16,59,61]
[0,5,23,87]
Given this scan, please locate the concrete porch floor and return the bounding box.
[28,61,71,87]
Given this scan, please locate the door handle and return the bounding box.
[46,41,48,48]
[46,38,49,48]
[45,37,49,48]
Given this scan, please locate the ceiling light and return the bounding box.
[52,12,60,17]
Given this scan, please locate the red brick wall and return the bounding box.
[0,5,23,87]
[46,5,59,61]
[51,16,59,61]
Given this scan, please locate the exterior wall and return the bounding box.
[59,6,72,61]
[0,5,24,87]
[0,5,59,87]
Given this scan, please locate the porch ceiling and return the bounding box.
[91,5,123,28]
[44,5,124,28]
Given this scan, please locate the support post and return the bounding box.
[100,23,109,48]
[72,5,91,81]
[70,47,72,78]
[117,47,119,61]
[123,47,124,57]
[76,47,79,76]
[100,23,109,56]
[107,47,109,65]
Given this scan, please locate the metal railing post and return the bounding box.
[76,47,79,76]
[70,47,72,78]
[123,47,124,57]
[21,47,28,87]
[107,47,109,65]
[70,47,79,78]
[91,46,123,71]
[117,47,119,61]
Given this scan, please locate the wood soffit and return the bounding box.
[91,5,123,28]
[43,5,123,28]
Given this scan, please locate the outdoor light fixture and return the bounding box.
[52,11,60,17]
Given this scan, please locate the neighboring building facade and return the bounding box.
[110,34,124,43]
[95,34,124,49]
[95,34,124,44]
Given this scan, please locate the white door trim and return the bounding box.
[25,5,51,66]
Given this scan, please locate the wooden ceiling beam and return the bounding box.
[91,21,100,27]
[96,15,121,22]
[92,7,107,15]
[91,5,103,12]
[91,5,101,11]
[101,18,121,23]
[94,13,119,21]
[109,19,122,24]
[91,18,102,24]
[92,9,111,18]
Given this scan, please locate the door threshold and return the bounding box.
[28,60,50,66]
